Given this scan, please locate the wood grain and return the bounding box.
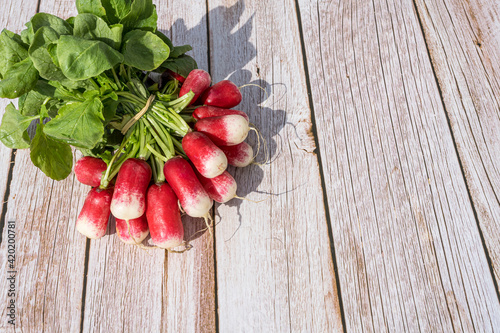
[0,0,38,236]
[414,0,500,286]
[297,0,500,331]
[157,1,217,331]
[0,151,88,332]
[0,1,88,332]
[208,0,343,331]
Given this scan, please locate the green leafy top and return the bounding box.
[0,0,199,181]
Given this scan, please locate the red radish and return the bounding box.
[193,106,249,122]
[163,156,213,217]
[200,80,242,108]
[76,187,113,239]
[182,132,227,178]
[116,215,149,244]
[179,69,211,105]
[197,171,237,203]
[194,114,249,146]
[220,142,254,167]
[146,182,184,249]
[165,69,185,84]
[74,156,107,187]
[111,158,152,220]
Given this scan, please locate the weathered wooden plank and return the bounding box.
[297,0,500,331]
[157,1,217,331]
[208,0,343,331]
[0,151,88,332]
[0,0,35,235]
[414,0,500,287]
[0,1,88,332]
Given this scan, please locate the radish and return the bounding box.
[76,187,114,239]
[182,132,227,178]
[74,156,107,187]
[163,156,213,217]
[164,69,185,84]
[194,114,249,146]
[110,158,152,220]
[146,182,184,249]
[179,69,211,105]
[197,170,237,203]
[115,215,149,244]
[193,106,249,122]
[219,142,254,167]
[200,80,242,108]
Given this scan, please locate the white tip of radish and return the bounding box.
[76,216,107,239]
[182,190,213,218]
[111,194,145,220]
[117,229,150,245]
[201,151,228,178]
[154,237,184,249]
[223,115,250,146]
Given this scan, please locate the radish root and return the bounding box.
[121,218,151,251]
[234,195,269,203]
[238,83,270,107]
[249,125,270,166]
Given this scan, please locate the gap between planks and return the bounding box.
[293,0,348,331]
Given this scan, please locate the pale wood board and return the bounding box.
[0,0,36,240]
[157,1,217,331]
[0,1,87,332]
[0,150,89,332]
[208,0,343,331]
[414,0,500,286]
[297,0,500,331]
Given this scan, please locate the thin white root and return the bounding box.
[249,126,270,166]
[202,214,215,251]
[234,195,269,203]
[178,200,185,214]
[122,218,152,252]
[238,83,270,107]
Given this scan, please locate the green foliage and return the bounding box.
[121,30,169,71]
[44,97,105,148]
[31,123,73,180]
[0,104,36,149]
[0,0,197,181]
[57,35,123,80]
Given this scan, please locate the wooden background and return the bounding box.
[1,0,499,331]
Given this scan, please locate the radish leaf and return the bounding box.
[74,13,119,49]
[0,29,29,78]
[0,57,39,99]
[57,35,123,80]
[44,97,105,148]
[0,103,36,149]
[19,80,57,116]
[31,123,73,180]
[121,30,169,71]
[169,45,192,58]
[29,26,67,81]
[162,55,197,77]
[31,13,73,36]
[120,0,157,32]
[76,0,107,18]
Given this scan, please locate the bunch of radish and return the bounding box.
[75,69,256,251]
